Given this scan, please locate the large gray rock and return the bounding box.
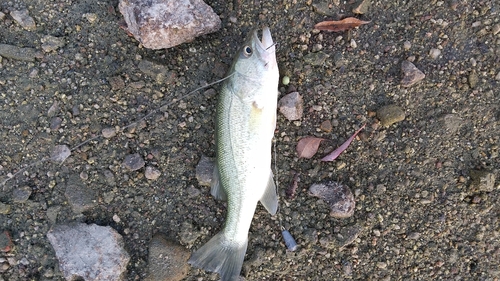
[47,223,130,281]
[119,0,221,49]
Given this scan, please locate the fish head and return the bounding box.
[231,27,279,80]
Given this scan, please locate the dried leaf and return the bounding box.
[296,137,324,159]
[321,124,366,161]
[315,17,371,32]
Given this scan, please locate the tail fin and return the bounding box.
[188,232,247,281]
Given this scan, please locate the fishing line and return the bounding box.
[1,73,236,187]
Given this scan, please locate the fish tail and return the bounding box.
[188,232,247,281]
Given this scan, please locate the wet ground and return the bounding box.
[1,0,499,280]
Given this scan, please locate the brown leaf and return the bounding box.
[296,137,324,159]
[315,17,371,32]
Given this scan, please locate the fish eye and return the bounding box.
[243,46,253,57]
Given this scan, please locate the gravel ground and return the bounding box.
[1,0,499,280]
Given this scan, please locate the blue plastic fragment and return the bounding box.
[282,229,297,251]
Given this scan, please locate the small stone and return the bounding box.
[469,170,495,192]
[401,60,425,87]
[50,145,71,163]
[496,72,500,81]
[122,153,145,171]
[407,232,421,240]
[320,120,333,132]
[50,117,62,130]
[64,175,97,213]
[441,114,463,134]
[0,44,37,62]
[278,92,304,121]
[493,24,500,35]
[352,0,371,14]
[335,224,363,248]
[196,155,215,186]
[178,222,201,245]
[377,104,405,127]
[429,48,441,59]
[145,166,161,180]
[46,206,61,224]
[138,60,176,84]
[102,127,117,138]
[303,51,329,66]
[309,181,355,218]
[10,10,36,30]
[403,41,411,50]
[12,186,32,203]
[0,231,14,252]
[41,35,65,52]
[468,71,478,88]
[0,202,10,215]
[350,39,357,48]
[312,2,336,16]
[0,12,5,20]
[47,223,130,281]
[282,76,290,85]
[145,233,190,281]
[108,76,126,90]
[376,261,387,269]
[119,0,221,49]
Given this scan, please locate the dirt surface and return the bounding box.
[1,0,499,280]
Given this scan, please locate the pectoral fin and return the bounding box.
[260,171,278,215]
[210,164,227,201]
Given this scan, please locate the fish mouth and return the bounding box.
[254,27,275,53]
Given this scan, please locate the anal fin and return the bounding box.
[210,163,227,201]
[260,171,278,215]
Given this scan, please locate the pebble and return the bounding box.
[400,60,425,87]
[496,72,500,81]
[50,117,62,130]
[320,120,333,132]
[407,232,421,240]
[278,92,304,121]
[102,127,117,138]
[429,48,441,59]
[282,76,290,85]
[0,44,37,62]
[350,39,357,48]
[145,233,190,281]
[195,155,215,186]
[64,175,97,213]
[50,145,71,163]
[12,186,32,203]
[108,76,125,90]
[468,71,478,88]
[469,170,495,192]
[441,114,463,134]
[493,24,500,35]
[376,104,405,127]
[0,202,10,215]
[178,222,201,245]
[0,12,5,20]
[335,224,363,248]
[0,231,14,252]
[47,223,130,281]
[303,51,329,66]
[41,35,65,52]
[122,153,145,171]
[10,10,36,30]
[138,60,176,84]
[145,166,161,180]
[312,2,336,16]
[119,0,221,49]
[309,181,355,218]
[353,0,371,14]
[403,41,411,50]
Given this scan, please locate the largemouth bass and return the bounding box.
[188,27,280,281]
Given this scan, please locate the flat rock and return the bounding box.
[10,10,36,30]
[303,51,329,66]
[41,35,65,52]
[195,155,214,186]
[335,224,363,248]
[50,145,71,163]
[377,104,405,127]
[64,175,97,213]
[145,166,161,180]
[138,60,176,84]
[0,230,14,252]
[0,43,37,62]
[440,113,463,134]
[469,170,496,192]
[401,60,425,87]
[47,223,130,281]
[119,0,221,49]
[145,233,190,281]
[278,92,304,121]
[122,153,145,171]
[12,186,32,203]
[309,181,355,218]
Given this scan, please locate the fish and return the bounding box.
[188,27,280,281]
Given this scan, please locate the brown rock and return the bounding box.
[377,104,405,127]
[401,60,425,87]
[145,233,190,281]
[309,181,355,218]
[278,92,304,121]
[119,0,221,49]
